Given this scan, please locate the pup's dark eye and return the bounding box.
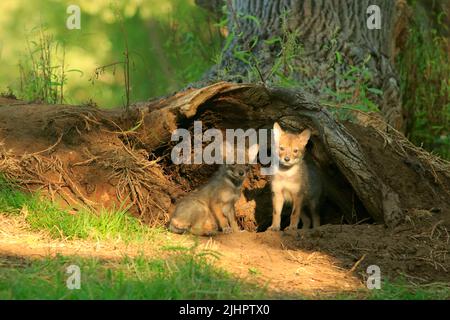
[280,146,285,151]
[293,149,298,153]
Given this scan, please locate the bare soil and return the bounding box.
[346,121,450,226]
[0,213,448,297]
[0,214,362,297]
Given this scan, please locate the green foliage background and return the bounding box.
[398,1,449,159]
[0,0,221,107]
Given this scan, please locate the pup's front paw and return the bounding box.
[284,225,298,232]
[204,230,218,237]
[222,226,233,234]
[267,225,280,232]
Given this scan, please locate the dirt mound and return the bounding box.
[346,121,450,226]
[0,99,181,226]
[207,210,449,291]
[205,231,363,297]
[280,216,450,284]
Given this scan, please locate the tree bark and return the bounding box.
[203,0,409,131]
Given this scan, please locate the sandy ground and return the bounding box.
[0,215,364,297]
[201,231,364,297]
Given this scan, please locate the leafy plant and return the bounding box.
[18,25,68,104]
[397,2,450,159]
[215,7,381,115]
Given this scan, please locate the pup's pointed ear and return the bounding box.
[298,129,311,148]
[222,139,234,164]
[273,122,282,141]
[248,143,259,164]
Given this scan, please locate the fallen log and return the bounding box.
[131,82,404,226]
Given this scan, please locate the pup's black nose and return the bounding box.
[284,156,290,162]
[239,170,245,176]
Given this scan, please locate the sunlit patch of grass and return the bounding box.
[0,252,268,300]
[0,178,162,242]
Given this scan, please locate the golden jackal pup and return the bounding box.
[268,123,323,231]
[169,143,258,236]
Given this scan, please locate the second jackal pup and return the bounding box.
[268,122,323,231]
[169,143,258,236]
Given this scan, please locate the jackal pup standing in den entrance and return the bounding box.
[268,122,324,232]
[169,143,258,236]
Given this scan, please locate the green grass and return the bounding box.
[335,278,450,300]
[0,252,267,300]
[312,279,450,300]
[18,25,67,104]
[0,179,162,242]
[367,280,450,300]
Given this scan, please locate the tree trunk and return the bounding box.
[203,0,409,131]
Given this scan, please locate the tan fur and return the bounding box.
[268,123,323,231]
[169,143,258,236]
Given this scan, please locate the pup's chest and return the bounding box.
[271,167,302,195]
[218,188,240,203]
